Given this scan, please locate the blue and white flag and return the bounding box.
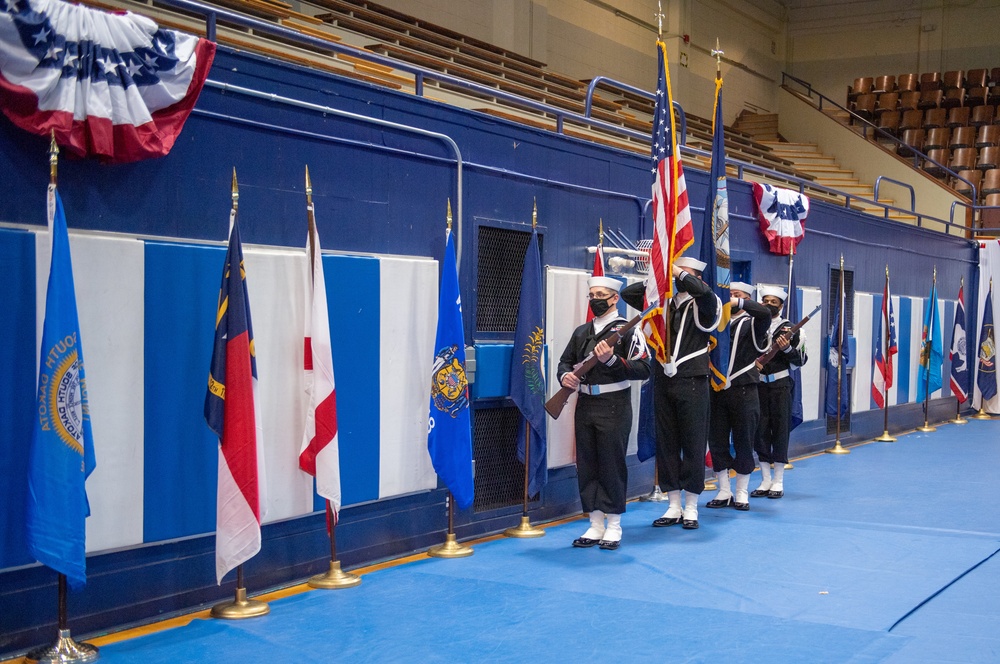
[949,283,969,403]
[977,282,997,403]
[701,76,730,391]
[510,227,547,498]
[25,185,95,588]
[427,227,474,509]
[0,0,215,162]
[916,278,943,403]
[825,274,850,418]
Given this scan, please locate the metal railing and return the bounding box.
[780,72,979,205]
[583,76,687,144]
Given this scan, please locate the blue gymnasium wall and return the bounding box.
[0,45,979,656]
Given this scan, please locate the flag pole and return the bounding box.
[952,276,969,424]
[827,255,850,454]
[25,132,99,664]
[784,242,798,466]
[211,172,269,620]
[505,200,545,539]
[302,167,362,588]
[917,266,938,432]
[875,264,897,442]
[971,276,994,419]
[428,491,474,557]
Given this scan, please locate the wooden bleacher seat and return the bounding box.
[950,125,976,149]
[897,73,918,92]
[873,75,895,93]
[950,147,977,172]
[947,106,971,128]
[942,88,964,108]
[918,88,943,109]
[920,72,942,90]
[943,70,964,89]
[849,76,873,101]
[981,193,1000,230]
[990,85,1000,107]
[971,104,995,127]
[967,68,988,89]
[982,169,1000,195]
[878,111,900,136]
[900,109,924,132]
[853,93,876,120]
[954,169,981,199]
[923,108,947,129]
[977,124,1000,148]
[924,127,950,150]
[923,148,950,177]
[875,92,898,115]
[899,90,920,112]
[967,87,989,107]
[990,68,1000,87]
[978,146,1000,170]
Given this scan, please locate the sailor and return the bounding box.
[754,286,807,498]
[559,276,650,550]
[706,282,770,511]
[622,257,721,530]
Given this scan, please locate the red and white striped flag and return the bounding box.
[299,209,341,524]
[643,40,693,364]
[585,244,605,322]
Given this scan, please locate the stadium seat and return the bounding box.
[900,109,924,132]
[849,76,874,101]
[967,68,988,89]
[899,128,925,156]
[942,88,964,108]
[925,127,950,150]
[923,108,947,129]
[878,111,900,136]
[981,193,1000,229]
[899,90,921,111]
[990,67,1000,87]
[875,92,898,115]
[950,147,978,172]
[970,104,995,127]
[950,125,976,149]
[978,146,1000,170]
[920,72,942,90]
[954,169,981,199]
[853,93,876,120]
[923,148,950,177]
[918,88,943,109]
[982,168,1000,195]
[897,73,918,92]
[967,87,989,107]
[873,75,895,93]
[976,124,1000,148]
[943,70,964,90]
[947,106,971,127]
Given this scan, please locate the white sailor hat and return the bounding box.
[758,285,788,301]
[674,256,707,272]
[729,281,754,297]
[587,276,622,292]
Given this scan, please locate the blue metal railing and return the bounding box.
[874,176,916,217]
[583,76,686,144]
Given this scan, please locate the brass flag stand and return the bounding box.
[428,491,474,558]
[827,255,850,454]
[639,467,669,501]
[917,267,938,432]
[26,135,100,664]
[309,501,362,588]
[875,265,897,442]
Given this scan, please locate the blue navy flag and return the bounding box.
[26,186,96,589]
[510,227,547,498]
[977,283,997,403]
[916,278,943,403]
[949,284,969,403]
[427,228,474,510]
[825,276,850,418]
[787,266,804,430]
[701,77,731,391]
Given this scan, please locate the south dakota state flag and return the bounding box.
[26,185,96,589]
[510,227,547,498]
[427,227,474,509]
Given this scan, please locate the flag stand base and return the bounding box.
[874,430,897,442]
[916,423,937,432]
[308,560,361,589]
[26,629,98,663]
[825,441,851,455]
[504,516,545,538]
[951,415,968,425]
[428,533,474,558]
[639,486,669,502]
[784,463,794,469]
[971,408,993,420]
[211,587,269,619]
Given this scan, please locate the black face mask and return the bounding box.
[589,296,613,317]
[766,304,782,317]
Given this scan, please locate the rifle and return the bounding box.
[755,304,821,370]
[545,304,655,419]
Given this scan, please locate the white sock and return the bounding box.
[772,464,785,492]
[755,462,772,492]
[714,470,732,501]
[603,514,622,542]
[734,474,750,503]
[581,510,605,539]
[683,491,699,520]
[662,490,682,519]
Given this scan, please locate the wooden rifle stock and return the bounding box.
[754,304,821,370]
[545,305,654,419]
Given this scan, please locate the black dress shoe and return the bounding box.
[750,488,770,498]
[767,489,784,499]
[734,501,750,511]
[706,496,734,509]
[572,537,601,548]
[681,518,699,530]
[598,539,620,550]
[652,516,682,527]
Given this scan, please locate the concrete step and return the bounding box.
[760,141,817,152]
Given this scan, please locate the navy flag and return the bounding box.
[978,282,997,403]
[701,75,731,391]
[510,227,547,498]
[825,275,850,418]
[427,227,474,509]
[26,186,96,589]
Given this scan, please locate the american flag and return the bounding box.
[643,40,692,365]
[871,272,898,408]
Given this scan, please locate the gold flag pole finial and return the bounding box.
[712,38,723,79]
[305,165,313,203]
[49,130,59,185]
[933,265,937,283]
[532,198,537,229]
[231,168,239,209]
[599,218,604,246]
[446,198,453,232]
[655,0,663,38]
[840,253,844,269]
